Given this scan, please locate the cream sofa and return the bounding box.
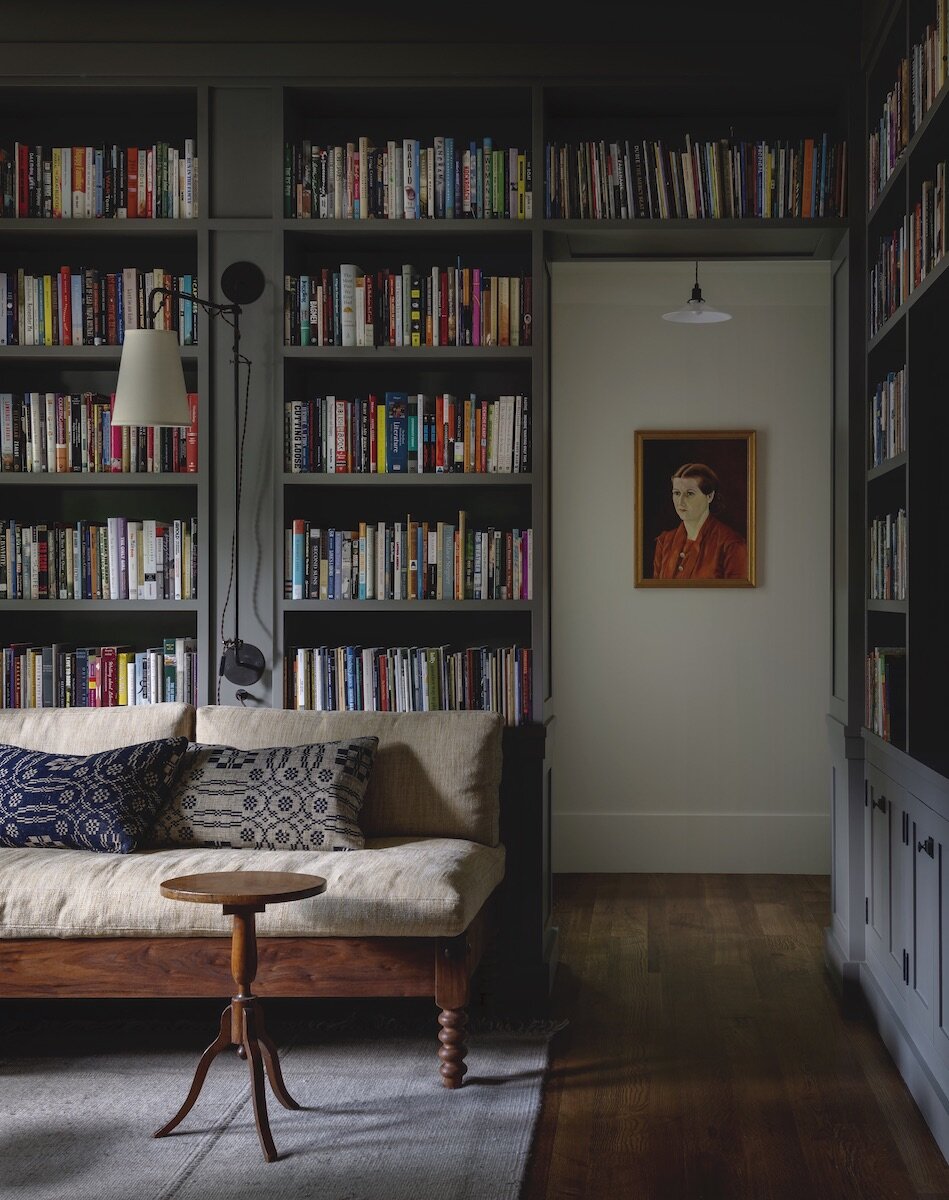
[0,703,506,1087]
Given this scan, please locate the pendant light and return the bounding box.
[662,261,731,324]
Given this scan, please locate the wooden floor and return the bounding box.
[521,874,949,1200]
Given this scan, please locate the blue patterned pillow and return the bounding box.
[0,738,189,854]
[147,738,378,852]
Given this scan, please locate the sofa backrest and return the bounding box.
[0,703,195,752]
[195,707,503,847]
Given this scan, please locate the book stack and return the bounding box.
[0,268,198,346]
[0,392,198,474]
[284,136,531,221]
[0,517,198,601]
[866,646,907,744]
[545,133,847,220]
[287,643,531,727]
[284,262,531,348]
[285,512,532,603]
[285,392,529,475]
[869,510,907,600]
[0,636,198,708]
[870,366,906,466]
[0,139,198,220]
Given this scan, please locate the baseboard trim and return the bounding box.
[553,812,830,873]
[860,963,949,1163]
[822,926,863,1011]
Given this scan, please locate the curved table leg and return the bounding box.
[154,1004,232,1139]
[255,1004,300,1111]
[242,1004,278,1163]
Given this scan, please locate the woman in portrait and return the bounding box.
[653,462,747,580]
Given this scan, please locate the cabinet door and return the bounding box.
[933,811,949,1069]
[909,798,939,1042]
[866,766,911,991]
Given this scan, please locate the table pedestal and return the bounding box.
[154,903,298,1163]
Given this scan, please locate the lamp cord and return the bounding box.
[216,350,252,704]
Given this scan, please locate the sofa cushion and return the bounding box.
[0,704,195,755]
[147,738,378,852]
[0,838,505,939]
[0,738,190,854]
[194,708,503,847]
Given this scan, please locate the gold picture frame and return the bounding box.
[634,429,756,587]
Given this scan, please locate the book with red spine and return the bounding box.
[185,392,198,472]
[368,393,378,472]
[439,271,449,345]
[59,267,72,346]
[126,149,138,218]
[435,394,445,471]
[335,397,348,472]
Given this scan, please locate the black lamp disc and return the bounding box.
[222,641,265,686]
[220,261,266,306]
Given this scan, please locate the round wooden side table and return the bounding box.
[153,870,327,1163]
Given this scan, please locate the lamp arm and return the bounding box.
[146,285,240,329]
[144,284,252,678]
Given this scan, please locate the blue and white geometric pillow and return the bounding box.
[148,737,378,852]
[0,737,190,854]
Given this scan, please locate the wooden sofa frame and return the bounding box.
[0,898,494,1087]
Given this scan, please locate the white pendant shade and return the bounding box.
[111,329,191,426]
[662,261,732,324]
[662,299,732,324]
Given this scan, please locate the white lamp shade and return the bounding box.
[111,329,191,426]
[662,301,732,324]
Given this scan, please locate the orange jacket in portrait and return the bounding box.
[653,514,747,580]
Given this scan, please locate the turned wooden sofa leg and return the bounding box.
[435,932,471,1088]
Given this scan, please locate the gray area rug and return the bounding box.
[0,999,560,1200]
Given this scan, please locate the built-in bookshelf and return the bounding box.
[859,0,949,1161]
[0,85,208,710]
[0,63,855,998]
[544,132,848,220]
[864,0,949,767]
[277,86,539,735]
[0,137,197,221]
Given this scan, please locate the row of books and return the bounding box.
[286,515,532,603]
[285,393,530,476]
[0,140,198,220]
[866,646,906,745]
[284,137,532,221]
[0,517,197,601]
[287,643,532,727]
[908,2,949,135]
[284,264,531,348]
[1,391,198,474]
[1,637,198,709]
[908,160,946,286]
[869,59,912,208]
[0,267,198,347]
[869,510,907,601]
[870,367,906,467]
[869,223,910,336]
[544,135,848,221]
[869,160,947,336]
[868,6,948,210]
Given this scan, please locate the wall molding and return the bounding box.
[553,812,830,873]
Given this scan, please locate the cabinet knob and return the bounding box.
[872,795,887,813]
[918,836,935,858]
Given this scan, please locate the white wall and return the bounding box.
[550,260,831,874]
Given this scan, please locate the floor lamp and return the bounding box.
[112,261,267,688]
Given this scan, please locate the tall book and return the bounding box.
[339,263,357,347]
[385,392,409,473]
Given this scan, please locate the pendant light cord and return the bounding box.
[216,350,252,704]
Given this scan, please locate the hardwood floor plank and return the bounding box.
[522,874,949,1200]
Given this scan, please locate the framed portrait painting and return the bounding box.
[634,430,756,588]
